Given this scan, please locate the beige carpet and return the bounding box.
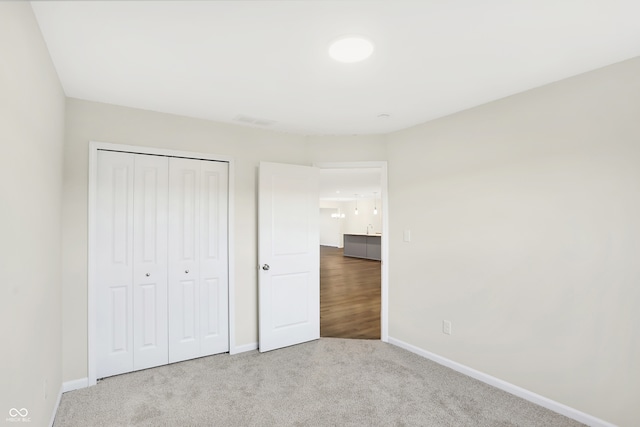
[54,338,583,426]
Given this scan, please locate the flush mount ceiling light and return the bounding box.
[328,36,374,63]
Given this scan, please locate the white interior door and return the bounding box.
[132,154,169,371]
[96,151,135,377]
[258,162,320,352]
[168,157,229,363]
[199,160,229,356]
[168,157,200,362]
[97,151,170,378]
[94,145,230,379]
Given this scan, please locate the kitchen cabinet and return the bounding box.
[343,233,381,261]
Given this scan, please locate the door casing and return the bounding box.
[88,141,236,385]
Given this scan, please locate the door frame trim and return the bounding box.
[87,141,236,385]
[313,161,389,342]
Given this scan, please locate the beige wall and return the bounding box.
[306,134,387,163]
[0,3,65,426]
[386,57,640,426]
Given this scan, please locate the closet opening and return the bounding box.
[87,142,235,385]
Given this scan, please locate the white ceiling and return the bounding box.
[31,1,640,136]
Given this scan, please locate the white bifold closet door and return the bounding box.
[96,150,228,378]
[168,157,229,363]
[96,151,169,378]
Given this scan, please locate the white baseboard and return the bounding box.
[49,384,63,427]
[62,377,89,393]
[230,342,258,355]
[387,337,616,427]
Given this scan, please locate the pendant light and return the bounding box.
[373,192,378,215]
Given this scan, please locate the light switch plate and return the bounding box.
[403,229,411,242]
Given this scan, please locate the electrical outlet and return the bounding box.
[443,320,452,335]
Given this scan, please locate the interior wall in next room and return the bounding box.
[320,207,342,247]
[342,198,382,236]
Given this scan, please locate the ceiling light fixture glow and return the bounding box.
[329,36,374,63]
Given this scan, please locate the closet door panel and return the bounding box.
[132,154,169,370]
[96,151,135,378]
[168,157,201,363]
[200,162,229,355]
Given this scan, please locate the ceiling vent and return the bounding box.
[233,114,276,127]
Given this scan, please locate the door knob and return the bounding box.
[145,273,150,277]
[185,269,189,274]
[262,264,270,271]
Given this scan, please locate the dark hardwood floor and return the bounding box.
[320,245,381,339]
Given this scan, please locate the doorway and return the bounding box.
[315,162,388,341]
